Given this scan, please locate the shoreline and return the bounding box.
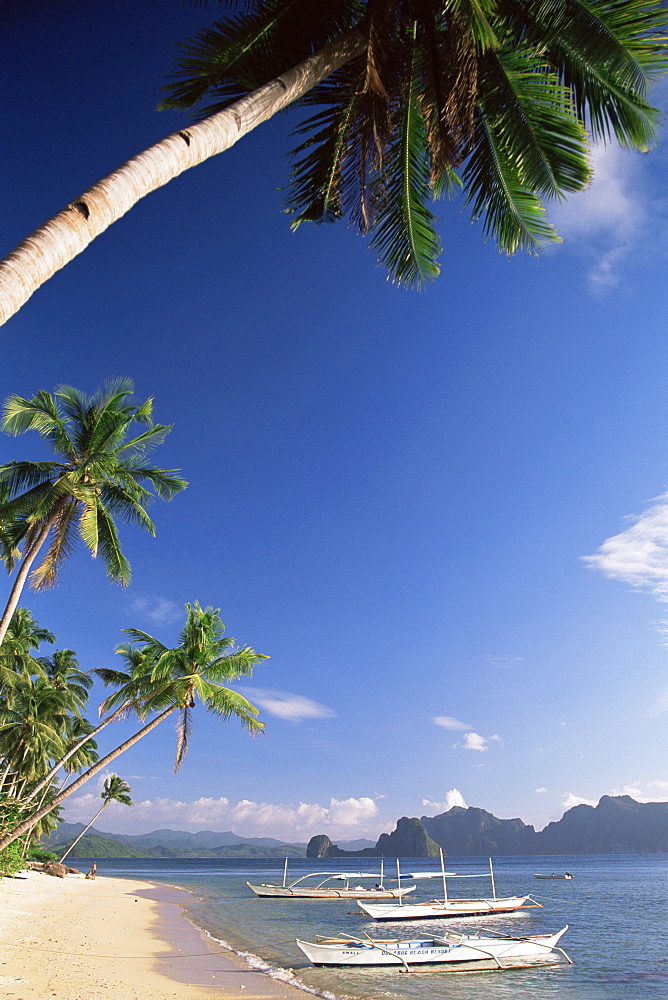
[0,870,317,1000]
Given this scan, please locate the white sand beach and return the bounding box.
[0,870,309,1000]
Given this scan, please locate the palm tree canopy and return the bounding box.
[100,774,133,808]
[0,607,54,700]
[97,601,269,771]
[0,378,187,591]
[163,0,668,286]
[37,649,93,717]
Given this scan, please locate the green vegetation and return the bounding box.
[153,0,668,286]
[59,775,133,862]
[0,378,187,646]
[0,381,269,862]
[1,1,666,324]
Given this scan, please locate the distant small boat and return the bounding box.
[534,873,574,879]
[247,859,416,899]
[296,925,571,968]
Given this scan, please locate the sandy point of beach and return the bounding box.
[0,870,310,1000]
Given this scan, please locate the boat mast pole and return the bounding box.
[489,857,496,900]
[283,856,288,888]
[396,858,403,905]
[440,848,448,902]
[380,858,384,889]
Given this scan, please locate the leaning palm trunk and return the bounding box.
[59,800,108,862]
[0,705,176,852]
[0,31,364,328]
[0,517,56,645]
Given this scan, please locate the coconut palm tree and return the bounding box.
[0,378,187,645]
[37,649,93,717]
[59,774,132,862]
[0,602,268,852]
[0,1,665,321]
[0,607,54,702]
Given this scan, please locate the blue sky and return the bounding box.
[2,0,667,844]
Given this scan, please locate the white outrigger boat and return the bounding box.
[296,925,571,968]
[357,855,541,921]
[247,859,417,899]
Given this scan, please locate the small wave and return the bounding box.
[202,929,343,1000]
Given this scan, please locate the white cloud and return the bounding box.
[561,793,598,810]
[548,142,657,290]
[582,495,668,600]
[433,715,470,730]
[422,789,467,813]
[239,687,336,722]
[328,797,379,825]
[63,793,380,841]
[455,732,501,752]
[130,595,181,626]
[535,787,548,794]
[611,781,668,803]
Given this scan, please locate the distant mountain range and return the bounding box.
[44,795,667,859]
[41,824,376,859]
[307,796,668,857]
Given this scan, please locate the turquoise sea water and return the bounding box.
[97,855,667,1000]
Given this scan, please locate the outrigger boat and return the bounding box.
[357,854,541,921]
[247,859,417,899]
[296,925,571,968]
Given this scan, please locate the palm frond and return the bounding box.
[29,501,78,591]
[93,504,132,586]
[462,112,560,253]
[174,705,192,771]
[502,0,668,148]
[161,0,360,114]
[368,27,441,287]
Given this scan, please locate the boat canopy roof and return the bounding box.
[290,871,389,882]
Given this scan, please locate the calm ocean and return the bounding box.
[97,854,667,1000]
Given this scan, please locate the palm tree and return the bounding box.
[0,378,187,645]
[37,649,93,717]
[0,607,54,702]
[59,774,132,862]
[0,602,268,852]
[0,1,665,320]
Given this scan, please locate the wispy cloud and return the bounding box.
[433,715,470,730]
[63,793,380,841]
[239,687,336,722]
[130,595,182,626]
[650,684,668,717]
[485,655,524,669]
[535,787,548,794]
[548,142,662,291]
[422,789,467,813]
[582,495,668,600]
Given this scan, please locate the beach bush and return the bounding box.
[0,837,25,877]
[0,796,26,876]
[29,844,57,863]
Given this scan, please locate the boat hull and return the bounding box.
[296,927,568,966]
[247,883,416,899]
[357,895,540,920]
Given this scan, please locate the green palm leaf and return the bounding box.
[369,26,441,287]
